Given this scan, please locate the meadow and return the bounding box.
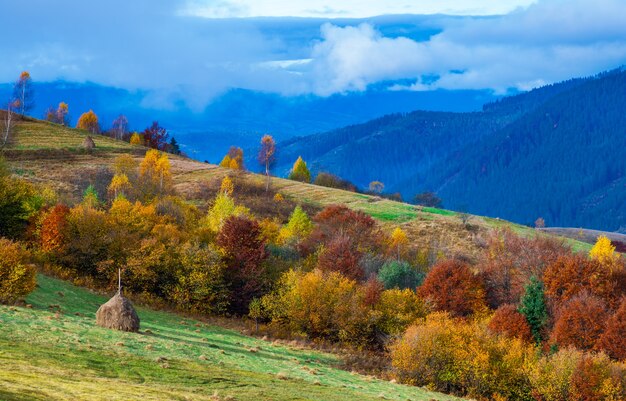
[0,274,459,401]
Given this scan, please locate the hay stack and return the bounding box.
[82,136,96,152]
[96,292,140,332]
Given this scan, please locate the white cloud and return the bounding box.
[182,0,538,18]
[299,0,626,95]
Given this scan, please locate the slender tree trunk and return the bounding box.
[265,161,270,192]
[1,106,13,150]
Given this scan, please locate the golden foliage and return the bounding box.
[0,238,36,304]
[219,176,234,196]
[76,110,100,134]
[590,235,620,270]
[129,132,143,145]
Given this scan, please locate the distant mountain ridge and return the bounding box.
[275,68,626,231]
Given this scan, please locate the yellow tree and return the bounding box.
[140,149,172,196]
[129,132,143,145]
[220,175,234,196]
[76,110,100,134]
[258,134,276,191]
[107,173,131,199]
[590,235,620,271]
[389,227,409,260]
[288,156,311,183]
[220,147,245,170]
[219,154,232,168]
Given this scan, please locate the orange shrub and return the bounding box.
[40,204,70,254]
[551,293,608,351]
[488,304,533,343]
[596,298,626,361]
[418,259,486,317]
[543,254,616,308]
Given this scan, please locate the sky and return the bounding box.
[1,0,626,110]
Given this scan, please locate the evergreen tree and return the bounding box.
[518,276,548,344]
[288,156,311,183]
[168,137,181,155]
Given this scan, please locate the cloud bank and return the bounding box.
[0,0,625,109]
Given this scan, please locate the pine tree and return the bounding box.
[518,276,548,344]
[288,156,311,183]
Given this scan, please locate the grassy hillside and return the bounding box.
[3,117,592,257]
[0,274,459,401]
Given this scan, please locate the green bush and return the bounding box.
[378,260,424,290]
[0,238,36,304]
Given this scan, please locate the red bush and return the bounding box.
[302,205,381,254]
[487,304,533,342]
[596,298,626,360]
[217,215,268,314]
[418,259,486,317]
[317,234,364,281]
[551,293,608,351]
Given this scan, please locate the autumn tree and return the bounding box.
[478,228,570,308]
[288,156,311,183]
[110,115,129,140]
[142,121,168,150]
[518,276,548,343]
[0,238,36,304]
[551,293,608,351]
[45,102,70,125]
[168,242,229,315]
[369,181,384,194]
[0,161,37,238]
[317,234,364,281]
[543,254,616,308]
[205,192,249,233]
[219,175,234,196]
[129,132,143,145]
[589,235,620,271]
[76,110,100,134]
[488,304,533,342]
[40,204,70,254]
[13,71,34,115]
[217,215,268,314]
[596,298,626,360]
[278,205,312,245]
[304,205,380,254]
[418,259,486,317]
[139,149,172,198]
[388,227,408,260]
[107,174,131,199]
[258,135,276,191]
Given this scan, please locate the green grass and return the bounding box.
[12,121,136,153]
[0,275,459,401]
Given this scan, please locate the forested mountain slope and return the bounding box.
[276,69,626,231]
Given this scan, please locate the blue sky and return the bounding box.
[1,0,626,110]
